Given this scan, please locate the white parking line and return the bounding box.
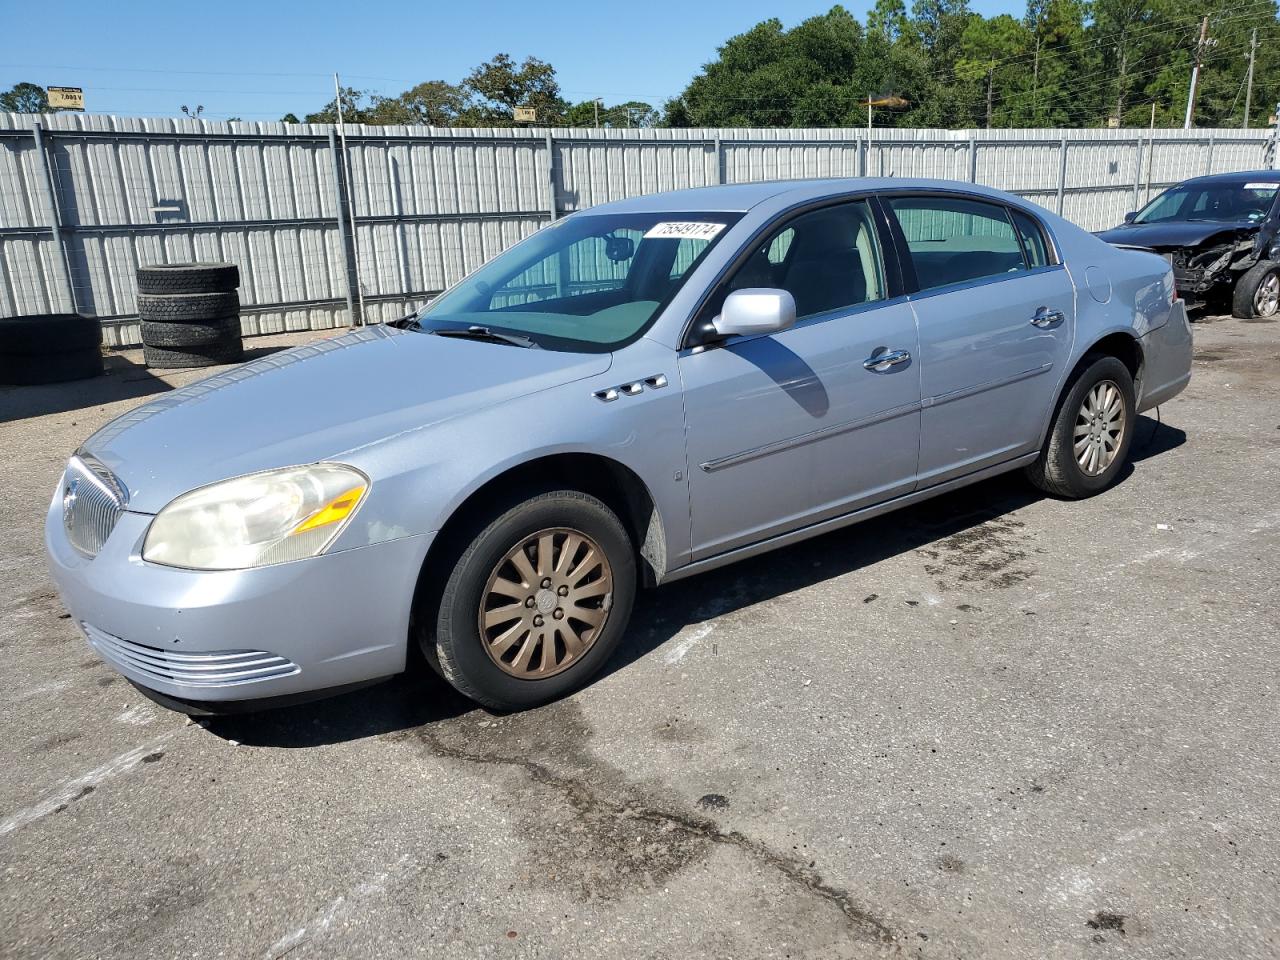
[263,855,411,959]
[0,734,170,838]
[663,623,716,665]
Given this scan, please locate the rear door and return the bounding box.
[883,194,1074,487]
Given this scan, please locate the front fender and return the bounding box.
[332,338,692,573]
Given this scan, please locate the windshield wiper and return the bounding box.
[427,325,540,349]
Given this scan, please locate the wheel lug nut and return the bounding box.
[557,585,569,596]
[553,609,564,620]
[541,577,552,589]
[524,597,535,608]
[533,615,544,627]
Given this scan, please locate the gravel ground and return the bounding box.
[1,316,1278,960]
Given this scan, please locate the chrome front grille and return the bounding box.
[82,622,300,687]
[61,454,126,557]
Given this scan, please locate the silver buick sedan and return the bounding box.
[46,178,1192,713]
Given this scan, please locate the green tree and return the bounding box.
[956,14,1031,127]
[672,7,876,127]
[460,54,567,125]
[393,81,470,125]
[1,82,50,113]
[567,99,659,127]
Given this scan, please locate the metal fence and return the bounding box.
[0,114,1272,346]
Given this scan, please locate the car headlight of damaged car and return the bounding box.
[142,464,368,570]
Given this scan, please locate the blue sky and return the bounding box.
[0,0,1018,120]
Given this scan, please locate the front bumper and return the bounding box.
[45,498,432,706]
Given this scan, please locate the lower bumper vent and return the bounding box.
[83,623,300,687]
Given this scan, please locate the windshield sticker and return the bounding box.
[644,221,728,241]
[1244,182,1279,191]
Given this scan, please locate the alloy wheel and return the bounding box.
[1074,380,1125,477]
[1254,272,1280,318]
[478,527,613,679]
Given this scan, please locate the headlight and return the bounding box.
[142,463,368,570]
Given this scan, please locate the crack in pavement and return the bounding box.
[413,725,901,949]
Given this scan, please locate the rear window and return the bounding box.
[887,196,1029,291]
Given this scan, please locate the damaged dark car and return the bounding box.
[1096,170,1280,319]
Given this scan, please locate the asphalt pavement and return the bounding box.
[2,316,1278,959]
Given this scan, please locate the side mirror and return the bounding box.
[712,288,797,339]
[1123,211,1137,224]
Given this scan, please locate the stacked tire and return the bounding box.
[136,263,245,369]
[0,314,103,385]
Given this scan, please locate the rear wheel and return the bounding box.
[1026,355,1136,499]
[427,489,636,711]
[1232,260,1280,319]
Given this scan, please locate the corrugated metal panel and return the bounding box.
[0,113,1272,345]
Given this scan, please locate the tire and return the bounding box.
[427,489,637,711]
[136,262,239,295]
[0,347,102,385]
[143,336,244,369]
[1232,260,1280,319]
[140,315,242,348]
[1025,354,1136,499]
[137,292,239,323]
[0,314,102,355]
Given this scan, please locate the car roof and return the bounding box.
[581,177,1028,214]
[1178,169,1280,187]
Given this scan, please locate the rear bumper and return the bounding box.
[46,499,432,705]
[1138,299,1193,412]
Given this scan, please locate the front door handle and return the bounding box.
[863,349,912,371]
[1030,307,1065,328]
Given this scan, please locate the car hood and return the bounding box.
[84,326,612,513]
[1095,220,1256,249]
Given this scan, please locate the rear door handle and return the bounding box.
[1030,307,1065,328]
[863,349,912,371]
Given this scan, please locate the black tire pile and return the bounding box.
[0,314,103,385]
[137,263,245,368]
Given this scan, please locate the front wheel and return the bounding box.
[427,489,636,711]
[1232,260,1280,319]
[1025,355,1136,499]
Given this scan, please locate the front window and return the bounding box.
[1134,182,1279,224]
[417,212,742,351]
[707,199,887,321]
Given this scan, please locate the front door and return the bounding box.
[678,199,922,560]
[883,194,1075,487]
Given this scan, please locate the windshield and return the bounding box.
[1134,181,1279,224]
[416,211,742,351]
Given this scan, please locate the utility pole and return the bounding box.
[1184,16,1209,129]
[867,92,873,132]
[986,67,994,129]
[333,72,365,326]
[593,97,602,127]
[1244,26,1258,129]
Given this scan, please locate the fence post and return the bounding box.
[1204,133,1215,175]
[327,129,358,326]
[713,135,723,184]
[31,121,77,315]
[859,133,867,177]
[1056,136,1068,215]
[1132,135,1143,212]
[544,131,557,221]
[967,137,977,183]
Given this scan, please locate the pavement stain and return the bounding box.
[389,699,902,948]
[917,515,1034,591]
